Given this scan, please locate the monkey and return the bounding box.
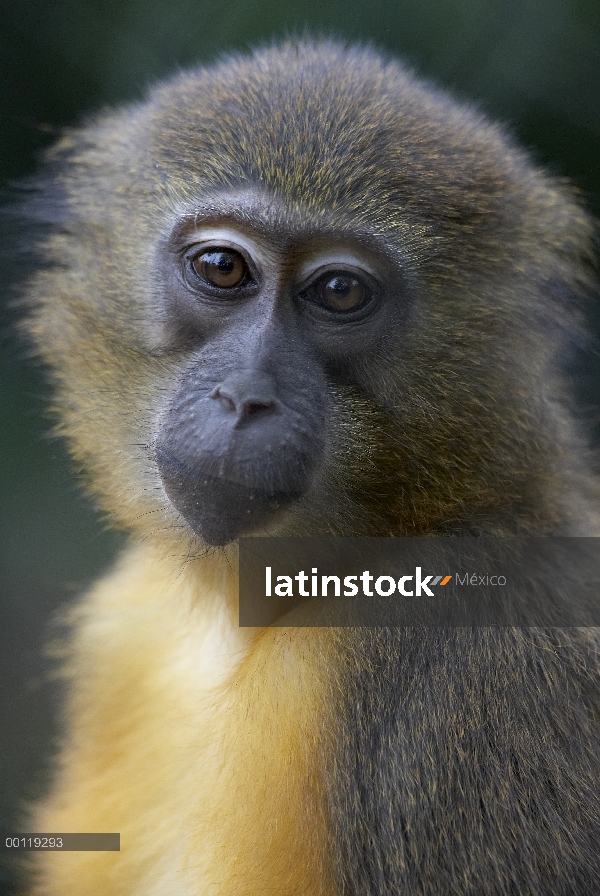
[17,37,600,895]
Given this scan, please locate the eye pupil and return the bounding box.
[330,277,352,296]
[319,274,366,312]
[192,248,247,288]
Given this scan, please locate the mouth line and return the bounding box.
[156,446,305,545]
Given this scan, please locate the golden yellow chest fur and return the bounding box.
[28,547,335,895]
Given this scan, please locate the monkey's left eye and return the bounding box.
[303,271,375,315]
[190,248,249,289]
[318,275,366,311]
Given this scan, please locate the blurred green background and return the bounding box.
[1,0,599,891]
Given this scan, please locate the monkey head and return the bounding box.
[24,40,596,547]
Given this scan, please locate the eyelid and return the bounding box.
[186,241,253,269]
[297,253,377,282]
[182,228,268,272]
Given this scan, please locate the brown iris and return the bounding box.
[192,248,247,288]
[317,274,367,312]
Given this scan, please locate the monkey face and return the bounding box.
[153,201,408,544]
[25,41,594,546]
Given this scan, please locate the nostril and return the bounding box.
[211,376,280,420]
[243,399,276,417]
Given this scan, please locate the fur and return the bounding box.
[20,40,600,895]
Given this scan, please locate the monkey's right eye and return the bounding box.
[190,248,249,289]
